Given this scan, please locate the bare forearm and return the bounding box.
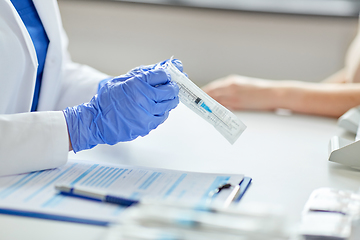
[321,69,348,83]
[274,81,360,117]
[203,72,358,118]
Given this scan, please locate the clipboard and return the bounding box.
[0,160,252,226]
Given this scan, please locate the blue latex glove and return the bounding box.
[64,66,179,153]
[124,59,183,78]
[97,59,184,92]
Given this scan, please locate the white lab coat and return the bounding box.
[0,0,109,176]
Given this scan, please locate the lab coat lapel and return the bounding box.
[1,0,38,67]
[0,0,37,113]
[32,0,62,45]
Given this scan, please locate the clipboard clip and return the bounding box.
[208,183,241,207]
[211,183,233,195]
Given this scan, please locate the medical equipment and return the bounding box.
[299,212,351,240]
[299,188,360,240]
[337,106,360,134]
[328,106,360,168]
[103,202,288,240]
[166,60,246,144]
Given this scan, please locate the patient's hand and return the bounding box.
[202,75,281,111]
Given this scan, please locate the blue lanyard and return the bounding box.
[11,0,49,112]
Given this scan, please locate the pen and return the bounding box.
[55,185,139,207]
[223,184,240,207]
[55,182,240,208]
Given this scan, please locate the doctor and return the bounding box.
[0,0,181,176]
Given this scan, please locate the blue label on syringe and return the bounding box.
[194,97,212,113]
[200,102,212,113]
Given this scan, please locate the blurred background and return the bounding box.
[58,0,359,86]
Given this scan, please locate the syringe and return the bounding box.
[166,60,246,144]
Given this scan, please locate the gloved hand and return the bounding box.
[64,65,179,153]
[97,59,184,92]
[124,59,183,78]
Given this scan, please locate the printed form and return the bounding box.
[0,160,243,224]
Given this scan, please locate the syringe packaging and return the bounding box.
[166,60,246,144]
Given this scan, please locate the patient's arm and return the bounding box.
[321,69,348,83]
[202,71,360,118]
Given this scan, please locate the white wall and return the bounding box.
[58,0,358,86]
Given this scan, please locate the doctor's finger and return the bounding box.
[150,98,179,116]
[152,81,179,102]
[137,69,170,87]
[147,111,170,131]
[151,59,184,73]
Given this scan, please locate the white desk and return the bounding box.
[1,104,360,240]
